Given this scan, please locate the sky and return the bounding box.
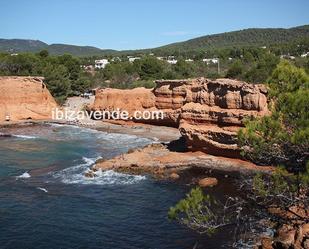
[1,0,309,50]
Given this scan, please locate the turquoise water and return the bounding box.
[0,124,235,249]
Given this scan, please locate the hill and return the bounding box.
[153,25,309,52]
[0,39,47,53]
[0,25,308,56]
[0,39,115,56]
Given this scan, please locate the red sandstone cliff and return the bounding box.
[90,87,155,115]
[0,76,58,122]
[90,78,269,156]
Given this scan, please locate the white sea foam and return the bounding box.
[47,122,151,144]
[37,187,48,193]
[13,134,36,139]
[52,156,146,185]
[16,172,31,179]
[46,122,81,129]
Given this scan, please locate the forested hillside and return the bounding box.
[1,25,308,56]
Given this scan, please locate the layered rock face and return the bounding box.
[89,87,155,115]
[154,78,268,156]
[0,76,58,122]
[91,78,269,157]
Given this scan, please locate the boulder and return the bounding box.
[84,170,96,178]
[198,177,218,187]
[275,224,296,249]
[169,172,180,180]
[260,237,273,249]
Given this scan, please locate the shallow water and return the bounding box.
[0,124,237,249]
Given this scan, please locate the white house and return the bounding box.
[202,58,219,65]
[128,57,141,63]
[301,52,309,58]
[185,59,194,62]
[95,59,109,69]
[167,59,178,64]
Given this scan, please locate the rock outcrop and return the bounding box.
[92,143,274,177]
[89,87,155,116]
[90,78,269,157]
[0,76,58,122]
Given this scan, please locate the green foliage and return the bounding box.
[168,187,224,235]
[174,59,196,78]
[38,49,49,58]
[253,167,292,197]
[251,166,309,211]
[225,52,280,83]
[244,53,279,83]
[226,60,243,79]
[239,60,309,171]
[43,64,71,103]
[129,80,155,89]
[268,60,309,95]
[156,25,309,53]
[137,56,165,80]
[0,52,93,102]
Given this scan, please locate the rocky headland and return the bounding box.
[89,77,269,157]
[89,77,273,179]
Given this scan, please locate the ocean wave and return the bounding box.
[16,172,31,179]
[51,156,146,185]
[46,122,80,129]
[12,134,37,139]
[37,187,48,193]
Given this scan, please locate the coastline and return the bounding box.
[1,119,273,179]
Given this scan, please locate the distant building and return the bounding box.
[167,59,178,64]
[280,55,296,60]
[202,58,219,65]
[128,57,141,63]
[111,57,122,62]
[95,59,109,69]
[228,57,233,61]
[185,59,194,62]
[167,56,177,64]
[156,57,164,60]
[301,52,309,58]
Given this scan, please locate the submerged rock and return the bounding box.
[0,133,12,137]
[198,177,218,187]
[84,170,96,178]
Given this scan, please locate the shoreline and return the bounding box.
[0,119,181,143]
[1,119,273,179]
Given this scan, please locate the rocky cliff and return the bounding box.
[0,76,58,122]
[90,87,155,115]
[90,78,269,157]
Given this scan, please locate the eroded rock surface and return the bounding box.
[90,78,269,156]
[0,76,58,122]
[155,78,269,157]
[92,143,273,177]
